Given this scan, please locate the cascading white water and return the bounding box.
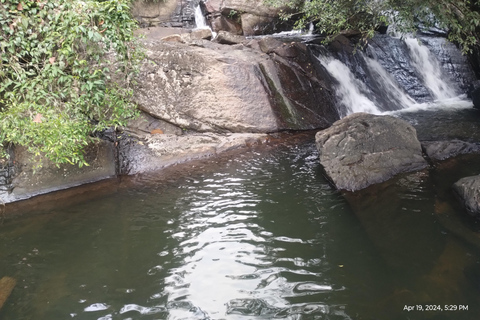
[316,34,471,117]
[194,5,209,29]
[404,37,458,101]
[308,22,314,35]
[364,56,417,108]
[318,57,381,116]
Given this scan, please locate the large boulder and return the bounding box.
[209,13,243,35]
[134,39,339,133]
[204,0,282,17]
[132,0,184,28]
[202,0,292,35]
[214,30,246,45]
[453,175,480,216]
[315,113,428,191]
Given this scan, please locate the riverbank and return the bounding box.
[2,132,314,219]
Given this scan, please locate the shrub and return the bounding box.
[0,0,142,166]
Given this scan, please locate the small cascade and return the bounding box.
[404,37,458,100]
[363,56,417,109]
[314,33,471,117]
[194,5,209,29]
[308,22,314,35]
[317,56,381,116]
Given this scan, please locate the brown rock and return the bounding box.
[151,129,164,135]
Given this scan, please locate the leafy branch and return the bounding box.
[265,0,480,53]
[0,0,142,167]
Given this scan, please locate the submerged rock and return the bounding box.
[119,133,268,175]
[453,175,480,216]
[315,113,428,191]
[422,140,480,161]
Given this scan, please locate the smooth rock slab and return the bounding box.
[315,113,428,191]
[453,175,480,216]
[119,133,268,175]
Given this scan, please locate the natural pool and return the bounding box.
[1,135,480,320]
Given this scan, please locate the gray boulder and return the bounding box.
[453,175,480,215]
[134,40,339,133]
[422,140,480,161]
[453,175,480,216]
[315,113,428,191]
[203,0,292,35]
[214,30,246,45]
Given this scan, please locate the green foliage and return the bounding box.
[0,0,142,167]
[266,0,480,52]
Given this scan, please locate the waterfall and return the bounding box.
[318,56,382,116]
[315,34,471,117]
[307,22,314,35]
[194,5,208,29]
[363,56,417,109]
[404,37,458,101]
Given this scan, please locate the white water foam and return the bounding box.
[317,36,471,118]
[386,95,473,115]
[317,56,382,116]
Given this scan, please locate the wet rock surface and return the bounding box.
[470,80,480,109]
[422,140,480,161]
[0,150,15,202]
[419,35,477,93]
[397,107,480,141]
[453,175,480,216]
[1,141,116,204]
[315,113,428,191]
[118,133,268,175]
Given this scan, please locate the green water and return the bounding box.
[1,140,480,320]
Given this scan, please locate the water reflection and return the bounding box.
[1,141,480,320]
[156,146,349,319]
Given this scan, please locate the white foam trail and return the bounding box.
[318,56,382,116]
[385,95,473,115]
[404,37,458,100]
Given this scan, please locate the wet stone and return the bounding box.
[453,175,480,217]
[422,140,480,161]
[316,113,428,191]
